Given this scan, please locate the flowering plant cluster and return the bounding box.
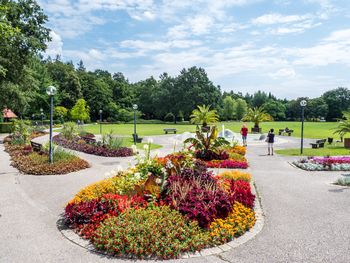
[293,156,350,171]
[53,134,133,157]
[4,143,89,175]
[64,146,256,259]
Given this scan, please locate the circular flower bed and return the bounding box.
[64,152,256,259]
[293,156,350,171]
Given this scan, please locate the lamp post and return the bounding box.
[46,86,57,164]
[40,108,44,126]
[132,104,138,144]
[99,109,103,134]
[300,100,307,155]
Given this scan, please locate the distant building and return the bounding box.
[2,108,18,122]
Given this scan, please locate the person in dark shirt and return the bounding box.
[240,124,248,146]
[267,128,275,155]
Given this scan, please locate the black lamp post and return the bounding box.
[99,109,103,134]
[40,108,44,126]
[133,104,138,144]
[300,100,307,155]
[46,86,57,163]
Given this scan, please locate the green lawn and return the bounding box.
[120,138,162,150]
[83,121,341,140]
[276,142,350,156]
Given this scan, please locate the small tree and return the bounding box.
[70,99,90,123]
[222,96,236,120]
[334,111,350,147]
[54,106,68,123]
[243,106,272,131]
[190,105,218,127]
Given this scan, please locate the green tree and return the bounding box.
[322,87,350,121]
[333,111,350,142]
[262,100,286,121]
[235,98,248,120]
[54,106,68,122]
[307,97,328,120]
[222,96,236,120]
[190,105,219,127]
[243,106,273,130]
[70,98,90,122]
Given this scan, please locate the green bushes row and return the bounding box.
[0,123,14,133]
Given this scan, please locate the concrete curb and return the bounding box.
[58,182,265,260]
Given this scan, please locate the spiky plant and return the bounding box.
[190,105,219,127]
[242,106,273,129]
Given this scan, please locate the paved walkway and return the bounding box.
[0,135,349,262]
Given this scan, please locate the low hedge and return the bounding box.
[0,122,14,133]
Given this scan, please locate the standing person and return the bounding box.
[267,128,275,155]
[240,124,248,146]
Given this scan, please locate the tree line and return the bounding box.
[1,0,350,123]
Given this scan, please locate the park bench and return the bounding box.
[163,128,177,134]
[30,141,42,152]
[310,139,326,149]
[278,129,294,136]
[132,134,143,143]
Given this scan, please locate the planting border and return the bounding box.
[57,181,264,260]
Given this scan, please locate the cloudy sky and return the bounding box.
[40,0,350,99]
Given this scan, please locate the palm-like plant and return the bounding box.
[190,105,219,127]
[242,106,273,130]
[184,126,229,152]
[333,111,350,138]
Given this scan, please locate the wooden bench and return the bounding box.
[30,141,42,152]
[278,129,294,136]
[310,139,326,149]
[163,128,177,134]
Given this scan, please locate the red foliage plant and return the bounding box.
[229,180,255,209]
[64,194,147,238]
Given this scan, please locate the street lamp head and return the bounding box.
[40,108,43,113]
[300,100,307,107]
[132,104,138,110]
[46,86,57,96]
[99,109,103,114]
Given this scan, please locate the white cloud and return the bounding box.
[269,68,296,79]
[120,39,202,51]
[252,13,310,25]
[45,31,63,57]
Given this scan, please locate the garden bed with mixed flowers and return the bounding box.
[185,126,248,169]
[63,148,256,259]
[4,121,89,175]
[292,156,350,171]
[52,122,134,157]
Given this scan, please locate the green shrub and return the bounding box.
[335,176,350,186]
[93,205,209,259]
[61,122,77,140]
[0,122,14,133]
[102,130,123,149]
[12,120,32,145]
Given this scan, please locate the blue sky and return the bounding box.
[40,0,350,99]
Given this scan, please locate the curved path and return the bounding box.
[0,134,349,263]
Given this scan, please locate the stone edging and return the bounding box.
[58,182,264,260]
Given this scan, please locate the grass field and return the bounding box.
[83,121,341,140]
[276,142,350,156]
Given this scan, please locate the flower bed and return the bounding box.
[293,156,350,171]
[5,144,89,175]
[64,153,256,259]
[53,135,133,157]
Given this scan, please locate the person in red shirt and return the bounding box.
[240,124,248,146]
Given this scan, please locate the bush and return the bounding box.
[209,202,256,245]
[0,122,13,133]
[93,205,209,259]
[61,122,77,140]
[205,159,248,169]
[217,170,252,182]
